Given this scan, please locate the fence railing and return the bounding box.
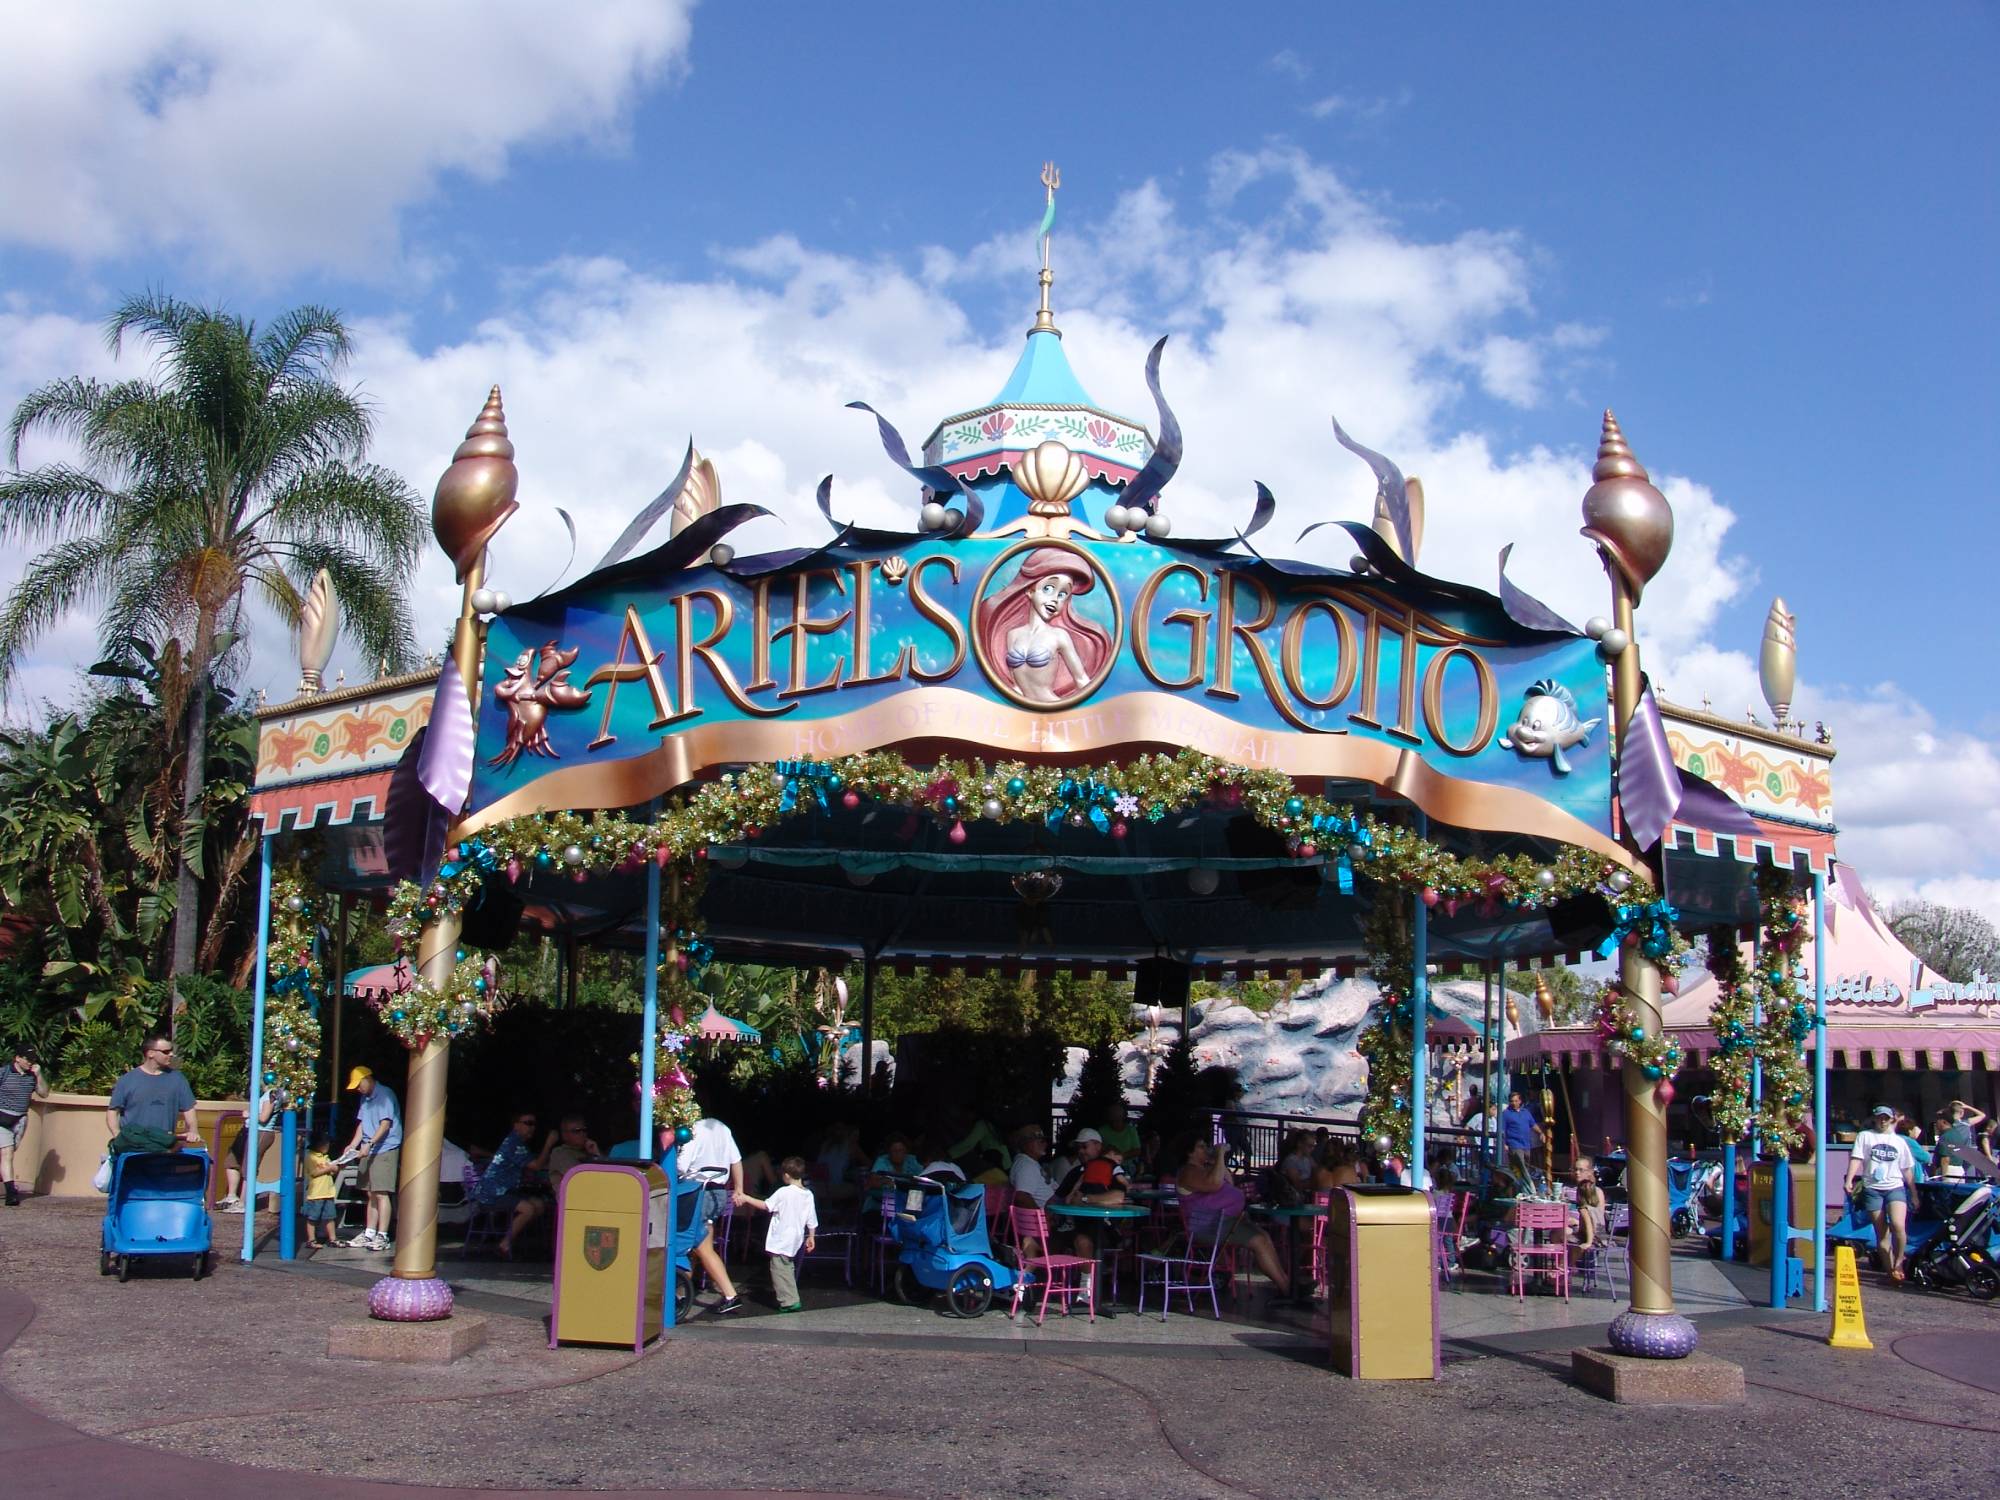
[1050,1103,1493,1180]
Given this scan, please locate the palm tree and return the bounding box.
[0,293,427,1018]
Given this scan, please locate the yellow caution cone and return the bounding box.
[1828,1244,1873,1350]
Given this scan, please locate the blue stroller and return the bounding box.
[100,1150,214,1282]
[1667,1158,1715,1238]
[884,1175,1017,1317]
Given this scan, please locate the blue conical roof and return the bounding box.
[991,330,1095,407]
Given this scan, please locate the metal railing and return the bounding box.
[1051,1103,1492,1180]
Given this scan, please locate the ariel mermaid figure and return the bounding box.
[977,547,1112,704]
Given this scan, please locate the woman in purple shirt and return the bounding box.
[1167,1136,1291,1298]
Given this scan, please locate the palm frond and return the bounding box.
[0,464,125,544]
[254,305,353,387]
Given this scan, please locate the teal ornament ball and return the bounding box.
[1643,1064,1663,1079]
[674,1125,694,1145]
[1284,796,1305,817]
[1629,1026,1645,1042]
[1006,777,1025,797]
[263,1070,275,1085]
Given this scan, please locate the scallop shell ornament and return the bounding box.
[431,386,519,582]
[1579,410,1673,605]
[1013,439,1090,519]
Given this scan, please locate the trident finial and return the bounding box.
[1033,161,1062,336]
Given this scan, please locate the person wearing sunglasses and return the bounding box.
[105,1035,200,1156]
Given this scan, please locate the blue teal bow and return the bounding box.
[1596,898,1680,961]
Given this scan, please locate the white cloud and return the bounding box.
[0,1,694,279]
[4,140,1993,923]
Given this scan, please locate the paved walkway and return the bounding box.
[6,1199,1999,1498]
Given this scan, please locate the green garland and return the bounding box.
[261,872,324,1106]
[374,898,502,1050]
[1356,899,1417,1159]
[380,747,1684,1123]
[1710,867,1813,1154]
[638,860,707,1138]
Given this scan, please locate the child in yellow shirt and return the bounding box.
[303,1135,342,1249]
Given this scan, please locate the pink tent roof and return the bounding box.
[1517,867,1999,1069]
[693,1002,761,1043]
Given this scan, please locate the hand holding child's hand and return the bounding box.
[804,1234,816,1253]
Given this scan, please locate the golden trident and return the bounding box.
[1034,162,1061,333]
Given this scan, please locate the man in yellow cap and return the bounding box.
[339,1066,402,1252]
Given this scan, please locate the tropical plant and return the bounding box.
[1,293,427,1014]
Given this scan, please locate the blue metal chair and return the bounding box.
[606,1139,646,1162]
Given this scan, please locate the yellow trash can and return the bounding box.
[1327,1185,1439,1380]
[551,1162,671,1351]
[1749,1161,1817,1271]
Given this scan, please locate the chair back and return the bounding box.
[1010,1203,1053,1250]
[1180,1204,1236,1267]
[1517,1202,1568,1232]
[460,1161,484,1197]
[1607,1202,1632,1234]
[983,1184,1014,1244]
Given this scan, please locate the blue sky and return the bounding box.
[1,2,1995,913]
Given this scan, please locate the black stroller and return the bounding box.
[1906,1143,1999,1300]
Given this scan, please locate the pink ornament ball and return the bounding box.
[842,790,861,809]
[1655,1079,1676,1107]
[1422,887,1439,907]
[948,821,967,845]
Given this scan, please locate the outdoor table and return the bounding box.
[1250,1202,1327,1302]
[1050,1202,1149,1305]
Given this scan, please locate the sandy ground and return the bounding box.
[4,1198,1998,1499]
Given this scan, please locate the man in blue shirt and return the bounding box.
[341,1066,403,1252]
[1499,1090,1544,1193]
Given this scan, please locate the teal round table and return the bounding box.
[1049,1203,1149,1305]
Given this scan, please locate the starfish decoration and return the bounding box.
[1790,761,1831,815]
[265,724,313,773]
[1709,744,1763,799]
[339,713,383,758]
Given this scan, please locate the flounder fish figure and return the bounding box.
[1500,679,1601,776]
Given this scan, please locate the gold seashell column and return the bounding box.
[369,389,517,1323]
[1579,410,1697,1359]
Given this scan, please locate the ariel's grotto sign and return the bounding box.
[467,533,1612,838]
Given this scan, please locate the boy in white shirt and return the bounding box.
[741,1155,818,1312]
[1844,1104,1918,1280]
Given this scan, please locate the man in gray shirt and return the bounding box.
[2,1045,50,1205]
[106,1036,200,1154]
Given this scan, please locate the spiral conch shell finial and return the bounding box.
[431,386,519,582]
[1759,597,1797,727]
[1579,409,1673,606]
[296,568,339,695]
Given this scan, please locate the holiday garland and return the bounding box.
[380,746,1687,1118]
[261,872,324,1106]
[1708,866,1813,1153]
[376,902,504,1050]
[638,859,708,1138]
[1356,898,1418,1158]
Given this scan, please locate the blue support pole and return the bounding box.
[1769,1121,1790,1307]
[1410,812,1429,1188]
[278,1106,299,1260]
[1721,1140,1737,1262]
[639,844,661,1160]
[1812,869,1829,1311]
[241,835,273,1264]
[661,1143,679,1328]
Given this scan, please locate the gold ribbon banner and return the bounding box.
[460,688,1640,873]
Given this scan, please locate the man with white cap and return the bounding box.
[1844,1103,1917,1280]
[340,1066,402,1251]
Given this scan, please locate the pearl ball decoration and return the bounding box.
[1584,616,1611,641]
[1143,512,1172,540]
[709,543,735,568]
[1104,504,1131,534]
[920,501,950,532]
[1596,627,1631,659]
[470,587,498,615]
[563,844,586,867]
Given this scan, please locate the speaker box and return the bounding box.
[459,879,525,951]
[1546,891,1616,954]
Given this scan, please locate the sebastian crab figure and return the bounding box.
[488,642,593,767]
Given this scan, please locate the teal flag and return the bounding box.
[1037,194,1056,252]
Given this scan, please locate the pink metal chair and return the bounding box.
[1008,1205,1096,1325]
[1308,1190,1333,1293]
[1431,1190,1471,1287]
[1136,1205,1235,1321]
[1509,1202,1570,1300]
[458,1162,507,1256]
[983,1185,1014,1251]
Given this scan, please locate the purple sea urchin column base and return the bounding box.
[369,1275,454,1322]
[1607,1309,1697,1358]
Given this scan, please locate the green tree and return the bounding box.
[1,294,426,1017]
[1888,900,2000,984]
[1067,1034,1123,1132]
[1145,1033,1204,1148]
[1502,964,1599,1026]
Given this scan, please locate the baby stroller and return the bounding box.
[100,1150,214,1282]
[884,1174,1017,1317]
[1906,1167,1998,1300]
[1666,1158,1716,1238]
